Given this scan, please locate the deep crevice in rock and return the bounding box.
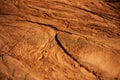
[55,34,102,80]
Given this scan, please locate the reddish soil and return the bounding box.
[0,0,120,80]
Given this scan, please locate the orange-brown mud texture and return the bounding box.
[0,0,120,80]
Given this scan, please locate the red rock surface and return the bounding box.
[0,0,120,80]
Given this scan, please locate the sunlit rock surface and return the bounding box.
[0,0,120,80]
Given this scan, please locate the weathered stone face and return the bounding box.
[0,0,120,80]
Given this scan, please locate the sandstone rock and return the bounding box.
[0,0,120,80]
